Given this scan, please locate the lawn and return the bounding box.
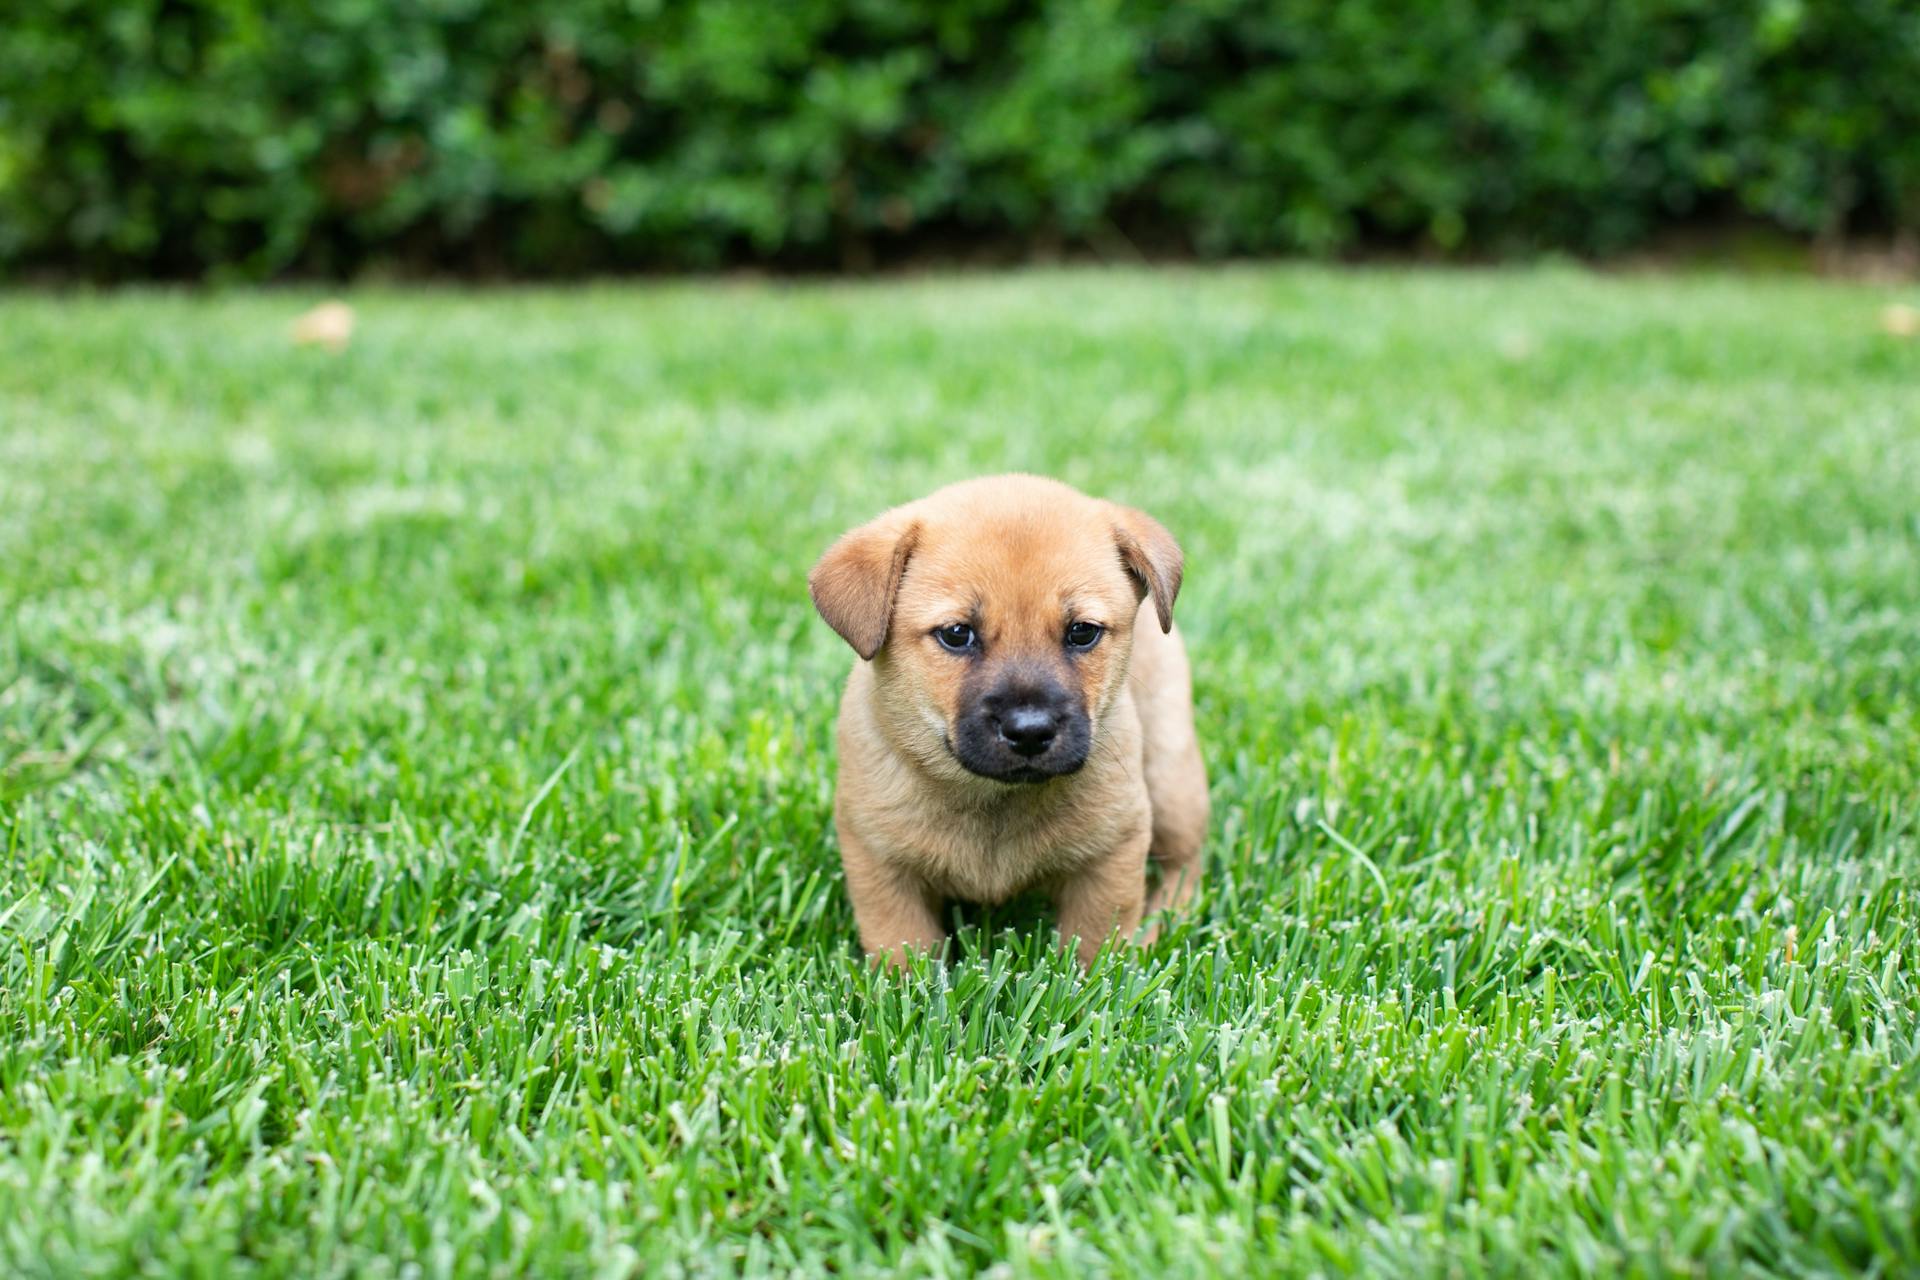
[2,267,1917,1277]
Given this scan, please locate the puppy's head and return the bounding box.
[810,474,1182,785]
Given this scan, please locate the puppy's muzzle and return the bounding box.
[952,676,1091,783]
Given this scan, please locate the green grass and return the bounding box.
[2,267,1918,1277]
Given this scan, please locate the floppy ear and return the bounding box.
[1111,504,1183,633]
[809,514,920,660]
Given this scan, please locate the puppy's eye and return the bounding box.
[933,623,977,652]
[1065,621,1104,650]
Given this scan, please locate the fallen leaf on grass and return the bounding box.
[1879,303,1919,338]
[292,300,355,351]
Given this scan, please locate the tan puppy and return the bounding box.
[809,474,1208,968]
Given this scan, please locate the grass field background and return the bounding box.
[3,268,1918,1276]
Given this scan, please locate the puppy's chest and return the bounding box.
[890,795,1136,904]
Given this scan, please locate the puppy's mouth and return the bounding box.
[944,746,1056,784]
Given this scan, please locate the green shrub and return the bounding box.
[2,0,1916,278]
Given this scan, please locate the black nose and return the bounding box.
[996,706,1058,757]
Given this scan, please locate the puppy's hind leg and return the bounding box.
[1142,801,1205,935]
[1129,622,1209,940]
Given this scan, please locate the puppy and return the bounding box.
[809,474,1207,968]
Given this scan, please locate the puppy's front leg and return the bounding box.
[838,823,945,970]
[1053,830,1149,969]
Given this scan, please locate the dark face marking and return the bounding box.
[947,653,1092,784]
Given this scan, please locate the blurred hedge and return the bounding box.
[4,0,1917,278]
